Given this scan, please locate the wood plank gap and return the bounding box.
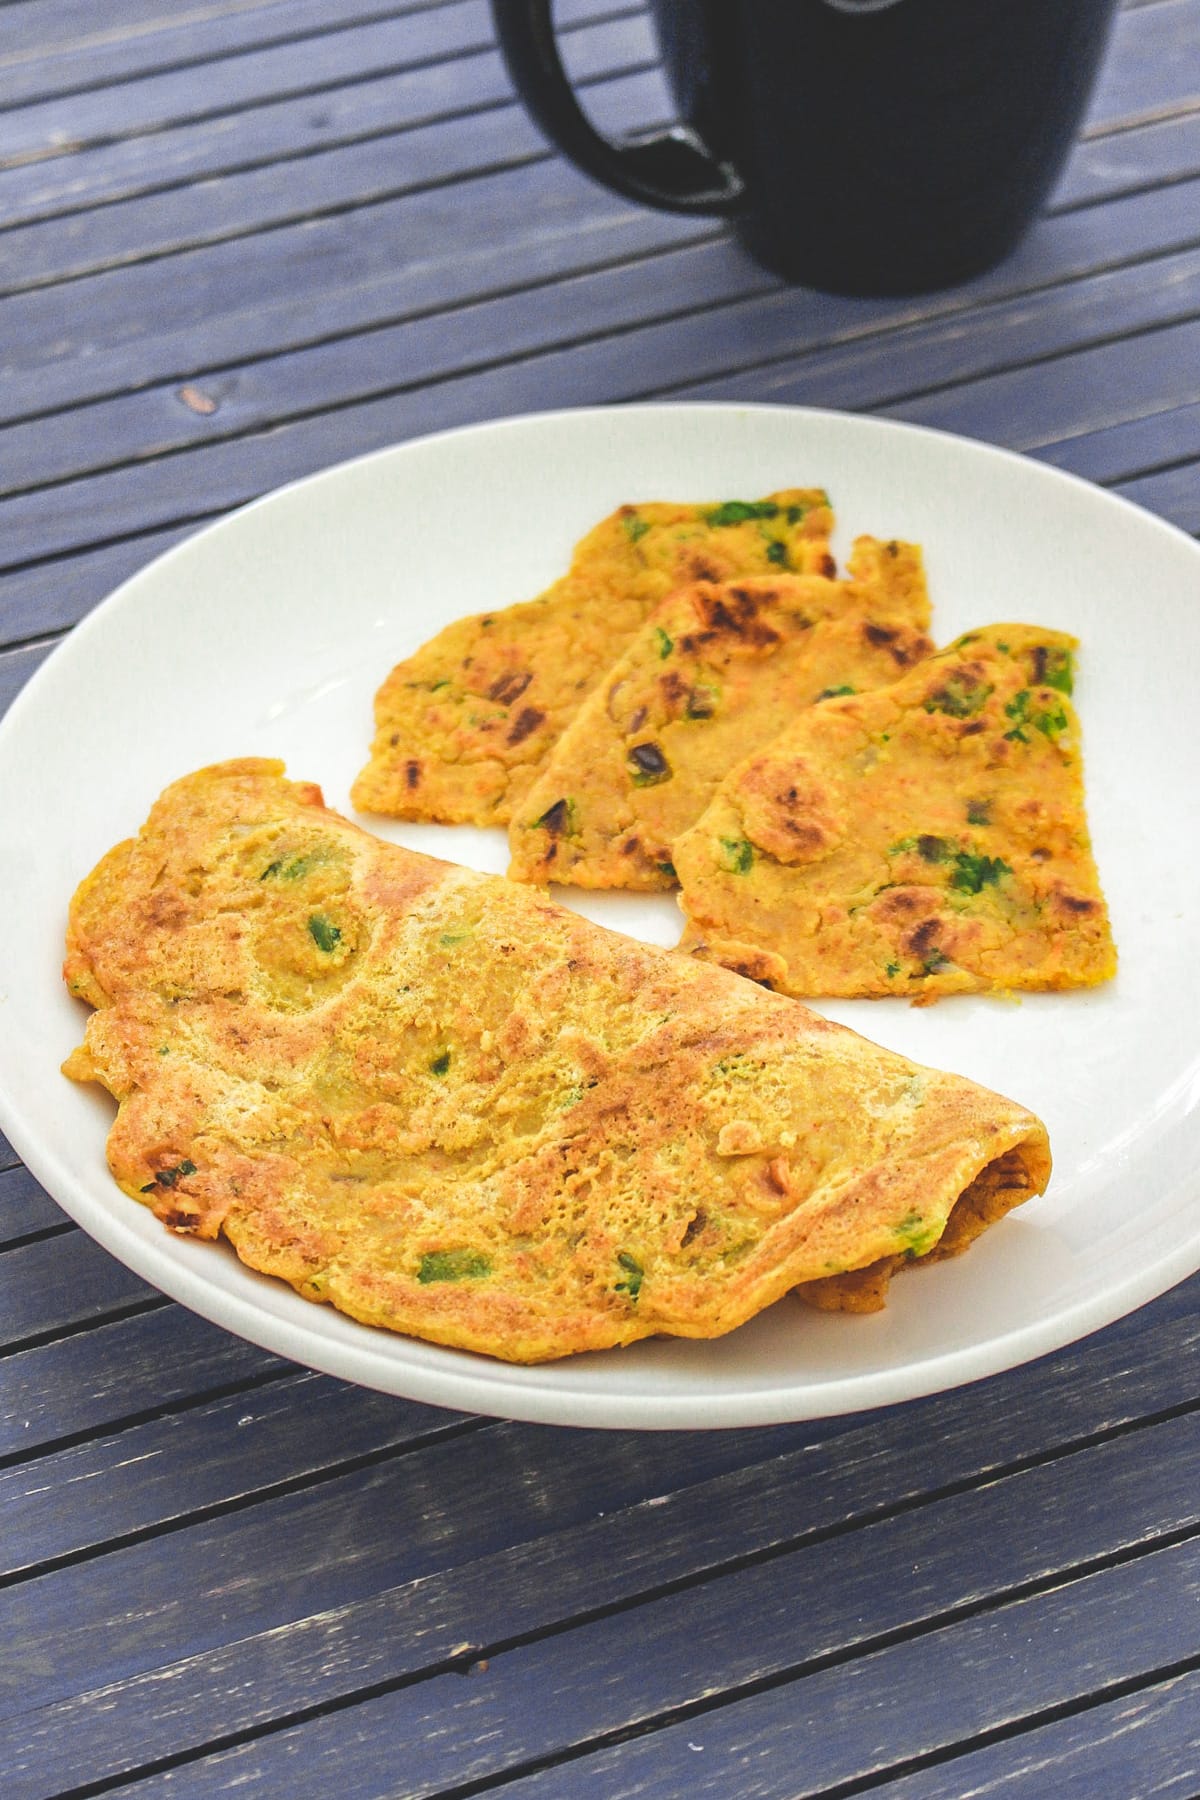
[627,234,1200,407]
[0,1413,493,1593]
[6,220,1197,514]
[0,508,224,581]
[0,68,662,302]
[0,225,721,437]
[1079,93,1200,141]
[0,0,494,119]
[0,1360,300,1477]
[0,26,656,236]
[41,1529,1200,1800]
[0,1295,170,1364]
[0,1219,76,1257]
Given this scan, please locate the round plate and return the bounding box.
[2,403,1198,1429]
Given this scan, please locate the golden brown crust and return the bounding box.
[506,540,933,891]
[351,491,835,827]
[676,625,1116,1000]
[64,759,1051,1362]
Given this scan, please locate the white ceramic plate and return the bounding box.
[2,403,1199,1430]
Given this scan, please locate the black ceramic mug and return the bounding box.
[491,0,1120,295]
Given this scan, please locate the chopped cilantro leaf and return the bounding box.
[925,675,993,718]
[654,626,674,659]
[949,853,1012,894]
[816,685,856,701]
[429,1050,451,1076]
[140,1158,196,1194]
[765,540,789,567]
[705,500,780,527]
[623,514,650,543]
[418,1249,491,1283]
[307,914,341,952]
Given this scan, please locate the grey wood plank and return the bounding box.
[0,24,665,298]
[1116,459,1200,534]
[3,175,1198,576]
[1036,397,1200,483]
[0,1414,815,1725]
[1086,0,1200,131]
[70,1442,1200,1800]
[0,1230,156,1349]
[3,1275,1199,1780]
[0,1130,18,1171]
[0,641,54,718]
[0,1164,67,1246]
[870,1666,1200,1797]
[0,1373,469,1579]
[0,0,612,109]
[9,229,1195,522]
[883,317,1200,452]
[1064,107,1200,210]
[2,38,1195,426]
[470,1544,1200,1800]
[0,14,662,231]
[0,523,199,647]
[0,113,708,386]
[0,0,653,173]
[0,1304,285,1459]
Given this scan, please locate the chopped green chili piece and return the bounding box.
[615,1250,644,1301]
[418,1249,491,1283]
[718,837,754,874]
[704,500,780,527]
[140,1158,196,1194]
[654,626,674,659]
[307,914,341,953]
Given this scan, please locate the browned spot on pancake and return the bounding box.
[488,670,533,706]
[507,706,546,746]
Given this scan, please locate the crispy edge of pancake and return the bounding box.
[63,758,1052,1362]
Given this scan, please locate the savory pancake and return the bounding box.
[351,490,835,827]
[676,625,1116,1000]
[507,539,932,891]
[63,761,1052,1355]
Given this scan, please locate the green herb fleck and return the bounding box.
[140,1158,196,1194]
[949,853,1012,894]
[429,1050,451,1077]
[966,799,991,826]
[719,837,754,874]
[1005,688,1067,743]
[307,914,341,953]
[615,1251,644,1301]
[705,500,780,527]
[261,851,322,881]
[925,675,993,718]
[439,930,471,947]
[623,513,651,544]
[157,1046,171,1056]
[654,625,674,659]
[895,1210,940,1257]
[785,503,809,524]
[765,540,789,567]
[657,860,677,880]
[418,1249,491,1283]
[885,961,901,978]
[816,685,856,701]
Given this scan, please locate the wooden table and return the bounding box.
[3,3,1199,1793]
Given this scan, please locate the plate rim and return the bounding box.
[3,398,1199,1430]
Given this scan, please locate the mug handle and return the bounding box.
[491,0,744,214]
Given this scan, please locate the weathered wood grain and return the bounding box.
[0,1304,285,1459]
[0,1165,68,1246]
[871,1666,1200,1797]
[0,1231,157,1351]
[3,1275,1199,1789]
[56,1439,1200,1798]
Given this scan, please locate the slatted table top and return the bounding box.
[3,3,1199,1794]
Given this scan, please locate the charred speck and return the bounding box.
[536,798,572,836]
[507,706,546,745]
[487,670,533,706]
[864,622,899,647]
[405,760,421,789]
[628,743,671,785]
